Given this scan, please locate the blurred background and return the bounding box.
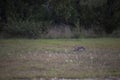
[0,0,120,38]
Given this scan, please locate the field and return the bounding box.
[0,38,120,80]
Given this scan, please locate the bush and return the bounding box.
[72,25,106,38]
[4,20,48,38]
[111,28,120,37]
[46,24,73,38]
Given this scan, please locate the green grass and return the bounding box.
[0,38,120,80]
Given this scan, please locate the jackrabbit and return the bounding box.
[73,46,85,52]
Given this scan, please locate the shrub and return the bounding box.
[46,24,73,38]
[4,20,48,38]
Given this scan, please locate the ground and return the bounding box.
[0,38,120,80]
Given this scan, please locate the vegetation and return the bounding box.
[0,1,120,79]
[0,38,120,79]
[0,0,120,38]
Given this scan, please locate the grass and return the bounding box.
[0,38,120,80]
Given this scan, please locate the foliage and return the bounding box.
[0,0,120,38]
[4,20,48,38]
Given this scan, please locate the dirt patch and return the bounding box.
[0,48,120,80]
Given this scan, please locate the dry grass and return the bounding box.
[0,38,120,80]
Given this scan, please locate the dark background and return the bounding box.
[0,0,120,38]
